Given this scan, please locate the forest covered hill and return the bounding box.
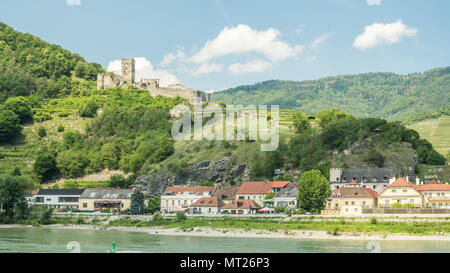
[212,68,450,121]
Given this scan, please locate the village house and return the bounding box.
[25,189,39,206]
[189,196,224,214]
[413,181,450,208]
[33,189,85,211]
[273,187,299,209]
[221,199,261,215]
[236,181,293,206]
[213,186,238,205]
[160,186,215,213]
[79,188,134,212]
[329,168,394,190]
[323,181,378,215]
[378,178,423,208]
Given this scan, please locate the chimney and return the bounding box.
[416,178,420,185]
[389,177,396,185]
[406,176,409,183]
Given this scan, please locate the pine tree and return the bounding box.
[130,189,145,215]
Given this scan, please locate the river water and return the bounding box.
[0,228,449,253]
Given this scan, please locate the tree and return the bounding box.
[317,109,355,128]
[56,150,89,178]
[146,196,161,213]
[79,99,99,118]
[0,110,22,143]
[0,175,34,218]
[33,152,58,182]
[130,189,145,214]
[291,112,310,133]
[298,170,331,214]
[37,126,46,138]
[2,96,33,124]
[108,175,131,189]
[9,167,21,176]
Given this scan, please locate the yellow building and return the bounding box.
[323,182,378,215]
[235,182,273,206]
[378,178,423,208]
[414,183,450,208]
[79,189,134,212]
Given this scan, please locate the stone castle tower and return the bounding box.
[121,58,135,84]
[97,58,210,103]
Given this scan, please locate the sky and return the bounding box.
[0,0,449,91]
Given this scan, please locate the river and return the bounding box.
[0,228,449,253]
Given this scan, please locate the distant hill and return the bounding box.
[407,115,450,156]
[212,68,450,121]
[0,22,103,103]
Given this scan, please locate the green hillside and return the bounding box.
[408,116,450,156]
[212,69,450,121]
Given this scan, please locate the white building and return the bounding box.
[34,189,85,211]
[160,186,215,213]
[189,196,223,214]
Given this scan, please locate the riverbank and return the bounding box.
[2,224,450,242]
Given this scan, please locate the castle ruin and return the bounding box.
[97,58,210,103]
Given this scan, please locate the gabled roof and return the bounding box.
[37,189,85,196]
[191,197,223,207]
[389,178,414,187]
[340,168,392,183]
[163,186,214,196]
[331,187,378,199]
[236,182,273,194]
[413,184,450,191]
[214,186,238,201]
[221,200,261,210]
[80,188,133,199]
[274,188,298,198]
[271,181,290,189]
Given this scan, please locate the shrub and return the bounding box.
[37,126,46,138]
[152,213,164,222]
[370,217,378,225]
[0,110,22,143]
[176,211,187,221]
[33,152,58,182]
[57,125,65,132]
[79,100,99,118]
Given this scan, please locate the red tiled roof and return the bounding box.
[331,187,378,199]
[221,200,261,210]
[164,186,214,196]
[347,181,359,185]
[236,182,273,194]
[389,178,414,187]
[413,184,450,191]
[271,181,290,188]
[191,197,223,207]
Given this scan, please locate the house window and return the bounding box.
[429,193,433,197]
[351,201,355,205]
[403,189,407,193]
[345,201,348,205]
[410,199,414,204]
[373,185,377,190]
[392,190,396,193]
[385,200,390,205]
[362,201,366,205]
[83,203,87,208]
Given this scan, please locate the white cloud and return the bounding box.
[66,0,81,6]
[366,0,381,6]
[353,20,418,50]
[228,59,272,74]
[160,47,186,67]
[297,24,305,34]
[191,63,224,76]
[189,24,303,63]
[107,57,179,87]
[310,32,334,49]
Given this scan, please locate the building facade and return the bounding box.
[329,168,394,190]
[236,182,274,206]
[79,189,134,212]
[34,189,85,211]
[324,182,378,215]
[221,200,261,215]
[189,196,223,214]
[160,186,215,213]
[378,178,423,208]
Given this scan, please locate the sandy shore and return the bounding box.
[1,224,450,241]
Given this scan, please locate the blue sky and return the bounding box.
[0,0,449,91]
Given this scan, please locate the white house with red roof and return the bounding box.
[189,196,224,214]
[221,199,261,215]
[378,178,423,208]
[160,186,215,213]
